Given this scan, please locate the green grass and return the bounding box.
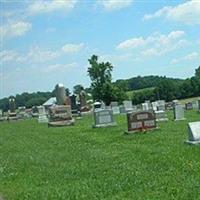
[0,111,200,200]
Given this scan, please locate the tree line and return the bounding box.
[0,54,199,111]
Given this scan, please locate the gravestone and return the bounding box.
[70,94,81,118]
[123,100,133,112]
[79,88,90,112]
[142,103,149,111]
[125,110,156,133]
[157,100,166,111]
[119,105,126,114]
[93,109,116,128]
[37,106,48,123]
[32,106,39,117]
[8,98,18,121]
[0,109,3,121]
[185,102,193,110]
[155,110,168,122]
[93,101,102,111]
[48,105,74,127]
[55,83,66,105]
[151,102,158,111]
[192,100,199,110]
[198,100,200,112]
[186,122,200,145]
[165,102,173,110]
[173,103,185,121]
[111,101,120,115]
[17,106,26,119]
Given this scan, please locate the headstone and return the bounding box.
[173,103,185,121]
[198,100,200,112]
[48,105,74,127]
[25,109,32,118]
[165,102,173,110]
[185,102,193,110]
[157,100,166,111]
[0,109,3,121]
[93,109,116,128]
[125,110,157,133]
[155,110,168,122]
[151,102,158,111]
[93,101,102,111]
[110,101,120,114]
[142,103,149,111]
[79,88,90,112]
[119,105,126,114]
[123,100,133,112]
[192,100,199,110]
[8,98,18,121]
[110,101,118,107]
[37,106,48,123]
[70,94,78,111]
[186,122,200,145]
[55,83,66,105]
[17,106,26,119]
[32,106,39,117]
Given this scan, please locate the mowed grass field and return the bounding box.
[0,110,200,200]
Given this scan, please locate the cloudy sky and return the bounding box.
[0,0,200,98]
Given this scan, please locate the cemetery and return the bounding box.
[1,1,200,199]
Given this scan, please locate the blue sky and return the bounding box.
[0,0,200,98]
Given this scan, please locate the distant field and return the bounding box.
[0,110,200,200]
[179,96,200,103]
[126,87,155,99]
[126,88,200,103]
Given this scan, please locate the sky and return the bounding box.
[0,0,200,98]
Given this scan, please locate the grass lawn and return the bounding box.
[0,110,200,200]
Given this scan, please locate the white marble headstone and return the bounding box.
[187,122,200,145]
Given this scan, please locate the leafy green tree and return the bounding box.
[87,55,126,105]
[155,79,178,102]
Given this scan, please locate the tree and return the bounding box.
[87,55,126,105]
[155,79,178,102]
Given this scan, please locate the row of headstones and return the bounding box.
[94,101,200,144]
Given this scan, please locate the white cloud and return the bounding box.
[117,30,186,57]
[143,0,200,25]
[62,43,85,53]
[0,21,31,39]
[27,46,60,63]
[1,46,60,64]
[28,0,77,15]
[171,52,199,64]
[116,37,146,50]
[0,50,19,62]
[97,0,133,11]
[43,62,78,73]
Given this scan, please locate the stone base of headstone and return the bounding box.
[80,106,90,112]
[186,140,200,145]
[93,122,117,128]
[8,113,18,121]
[38,115,49,123]
[48,105,75,127]
[174,118,186,121]
[48,119,75,127]
[124,127,159,134]
[81,110,92,116]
